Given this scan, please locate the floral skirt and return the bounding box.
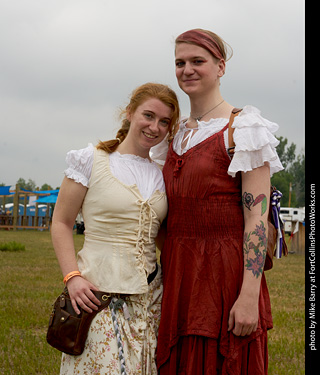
[60,267,162,375]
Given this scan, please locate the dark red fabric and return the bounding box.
[157,124,273,374]
[158,332,269,375]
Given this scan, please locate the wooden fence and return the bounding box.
[0,185,51,231]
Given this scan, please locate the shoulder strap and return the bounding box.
[227,108,242,157]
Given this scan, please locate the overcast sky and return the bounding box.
[0,0,305,189]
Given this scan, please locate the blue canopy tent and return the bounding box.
[32,189,59,204]
[31,189,59,195]
[0,186,14,196]
[34,194,58,204]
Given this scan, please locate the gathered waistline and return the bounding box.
[99,263,159,300]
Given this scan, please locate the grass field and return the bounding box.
[0,230,305,374]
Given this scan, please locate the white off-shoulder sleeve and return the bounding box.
[64,144,94,187]
[228,105,284,177]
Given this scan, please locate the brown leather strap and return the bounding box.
[227,108,242,157]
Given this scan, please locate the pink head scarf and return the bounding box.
[176,29,224,61]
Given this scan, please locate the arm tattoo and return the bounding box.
[243,220,267,278]
[242,192,267,216]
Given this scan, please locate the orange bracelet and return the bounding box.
[63,271,81,285]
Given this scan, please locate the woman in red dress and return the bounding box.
[154,29,284,374]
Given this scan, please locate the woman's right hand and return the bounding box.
[66,276,102,314]
[51,177,98,315]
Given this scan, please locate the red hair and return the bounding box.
[97,82,180,153]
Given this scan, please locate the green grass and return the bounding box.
[265,253,305,374]
[0,231,84,375]
[0,231,305,374]
[0,241,26,252]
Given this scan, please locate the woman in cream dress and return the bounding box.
[51,83,180,375]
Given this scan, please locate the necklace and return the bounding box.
[190,99,224,121]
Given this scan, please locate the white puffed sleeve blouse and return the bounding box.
[64,144,165,200]
[151,105,284,177]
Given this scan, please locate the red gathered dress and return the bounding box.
[157,124,273,374]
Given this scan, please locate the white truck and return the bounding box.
[279,207,305,234]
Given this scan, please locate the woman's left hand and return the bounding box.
[228,293,259,336]
[227,164,270,336]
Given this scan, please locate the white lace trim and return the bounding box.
[112,151,153,164]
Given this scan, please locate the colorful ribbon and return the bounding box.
[109,297,130,375]
[176,29,224,60]
[271,189,284,258]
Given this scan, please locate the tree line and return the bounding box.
[271,137,304,208]
[6,179,57,192]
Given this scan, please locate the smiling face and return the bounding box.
[175,43,225,97]
[125,97,173,158]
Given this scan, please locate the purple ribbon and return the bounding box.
[271,189,283,258]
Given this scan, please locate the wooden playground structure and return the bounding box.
[0,185,56,231]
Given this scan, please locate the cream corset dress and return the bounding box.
[60,146,167,375]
